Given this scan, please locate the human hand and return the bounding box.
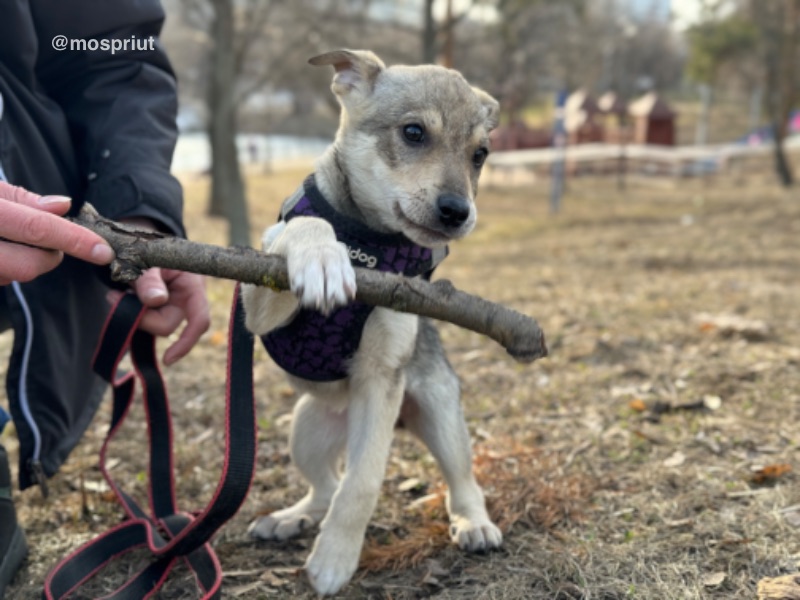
[105,218,210,365]
[0,182,115,285]
[107,268,210,366]
[126,267,210,366]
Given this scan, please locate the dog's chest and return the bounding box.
[260,176,447,382]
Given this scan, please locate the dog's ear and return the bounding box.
[309,50,385,101]
[472,87,500,132]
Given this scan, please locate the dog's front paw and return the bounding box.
[305,530,360,596]
[450,515,503,552]
[287,241,356,315]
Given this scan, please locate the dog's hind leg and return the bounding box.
[249,393,345,541]
[401,319,502,552]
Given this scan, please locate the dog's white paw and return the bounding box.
[248,496,330,541]
[305,530,360,596]
[287,241,356,315]
[450,515,503,552]
[248,512,316,541]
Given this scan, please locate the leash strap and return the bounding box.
[43,285,256,599]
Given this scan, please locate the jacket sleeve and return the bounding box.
[30,0,185,236]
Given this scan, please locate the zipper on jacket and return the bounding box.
[10,281,48,498]
[1,128,48,498]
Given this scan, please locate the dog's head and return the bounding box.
[310,49,499,248]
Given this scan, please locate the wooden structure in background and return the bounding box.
[564,89,604,144]
[628,92,676,146]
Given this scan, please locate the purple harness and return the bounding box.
[261,176,448,381]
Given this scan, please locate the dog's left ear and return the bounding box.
[472,87,500,132]
[309,49,385,102]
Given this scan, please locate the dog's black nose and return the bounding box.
[436,194,471,228]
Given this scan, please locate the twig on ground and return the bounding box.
[72,204,548,363]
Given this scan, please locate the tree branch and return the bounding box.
[72,204,548,364]
[232,0,277,76]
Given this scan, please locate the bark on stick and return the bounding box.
[72,204,547,363]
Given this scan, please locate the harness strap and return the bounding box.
[284,175,450,276]
[43,285,256,599]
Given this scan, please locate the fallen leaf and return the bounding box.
[209,330,226,347]
[751,464,792,485]
[694,312,770,341]
[702,395,722,411]
[82,480,110,494]
[629,398,647,412]
[398,478,426,493]
[663,451,686,468]
[702,571,726,587]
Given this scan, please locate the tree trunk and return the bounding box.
[695,84,712,145]
[441,0,454,68]
[207,0,251,246]
[422,0,437,64]
[772,123,794,187]
[761,0,798,188]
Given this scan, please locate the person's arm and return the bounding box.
[32,0,184,235]
[31,1,209,363]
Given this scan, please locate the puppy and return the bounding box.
[241,49,500,596]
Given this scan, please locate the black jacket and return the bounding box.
[0,0,184,489]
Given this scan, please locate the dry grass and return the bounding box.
[2,165,800,599]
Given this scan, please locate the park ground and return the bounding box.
[2,164,799,599]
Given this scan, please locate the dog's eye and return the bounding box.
[402,124,426,144]
[472,148,489,168]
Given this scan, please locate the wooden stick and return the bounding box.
[72,204,548,363]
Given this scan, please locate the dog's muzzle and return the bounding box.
[436,194,471,228]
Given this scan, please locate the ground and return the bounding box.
[2,166,799,599]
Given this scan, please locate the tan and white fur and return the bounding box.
[241,49,501,596]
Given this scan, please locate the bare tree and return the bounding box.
[486,0,588,120]
[206,0,248,245]
[689,0,799,186]
[175,0,319,246]
[421,0,479,66]
[686,3,757,145]
[749,0,799,187]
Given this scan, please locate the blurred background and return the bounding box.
[159,0,799,245]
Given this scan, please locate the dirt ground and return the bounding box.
[2,165,799,599]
